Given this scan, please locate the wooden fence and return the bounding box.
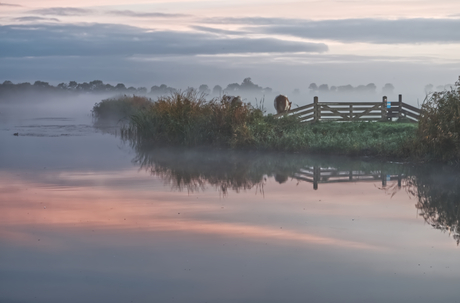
[274,94,421,123]
[294,166,404,190]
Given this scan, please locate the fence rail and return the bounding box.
[293,166,404,190]
[274,94,421,123]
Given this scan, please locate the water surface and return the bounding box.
[1,99,459,303]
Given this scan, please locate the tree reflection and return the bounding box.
[406,171,460,245]
[132,147,312,195]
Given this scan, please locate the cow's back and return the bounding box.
[274,95,291,114]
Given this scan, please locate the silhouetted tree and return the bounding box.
[212,85,222,95]
[240,77,262,92]
[225,83,240,92]
[57,82,67,89]
[365,83,377,93]
[199,84,210,94]
[68,81,77,89]
[104,83,114,91]
[89,80,104,91]
[150,84,176,95]
[137,87,147,94]
[115,83,127,91]
[77,82,90,91]
[337,85,354,93]
[33,81,50,87]
[330,86,337,92]
[382,83,395,95]
[308,83,318,92]
[318,84,329,92]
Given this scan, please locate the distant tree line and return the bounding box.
[0,78,274,97]
[0,80,149,95]
[424,83,456,94]
[3,78,420,98]
[196,78,273,96]
[297,83,395,95]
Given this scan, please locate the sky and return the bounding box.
[1,0,460,96]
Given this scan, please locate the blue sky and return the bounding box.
[1,0,460,95]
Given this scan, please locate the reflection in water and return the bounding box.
[407,171,460,245]
[133,145,409,192]
[132,146,460,244]
[133,145,406,191]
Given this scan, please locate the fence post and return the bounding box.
[313,166,319,190]
[349,104,353,121]
[398,94,402,120]
[314,96,319,122]
[382,96,387,121]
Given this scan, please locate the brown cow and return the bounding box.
[274,95,291,114]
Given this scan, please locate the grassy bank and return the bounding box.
[92,77,460,162]
[93,91,419,158]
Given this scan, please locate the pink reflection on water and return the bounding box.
[0,170,400,251]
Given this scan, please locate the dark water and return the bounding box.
[1,100,459,303]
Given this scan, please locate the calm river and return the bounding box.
[1,97,459,303]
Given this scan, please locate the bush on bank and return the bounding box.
[414,76,460,163]
[92,95,152,125]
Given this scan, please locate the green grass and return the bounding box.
[248,119,416,157]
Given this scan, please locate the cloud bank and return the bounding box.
[0,23,328,58]
[205,17,460,44]
[30,7,92,16]
[107,10,189,18]
[0,2,21,6]
[14,16,60,22]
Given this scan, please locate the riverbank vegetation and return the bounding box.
[413,77,460,162]
[92,76,460,163]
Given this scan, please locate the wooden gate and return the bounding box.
[274,94,421,123]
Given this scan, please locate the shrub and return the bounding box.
[92,95,152,124]
[127,90,265,147]
[415,76,460,162]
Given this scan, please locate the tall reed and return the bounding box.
[127,90,266,147]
